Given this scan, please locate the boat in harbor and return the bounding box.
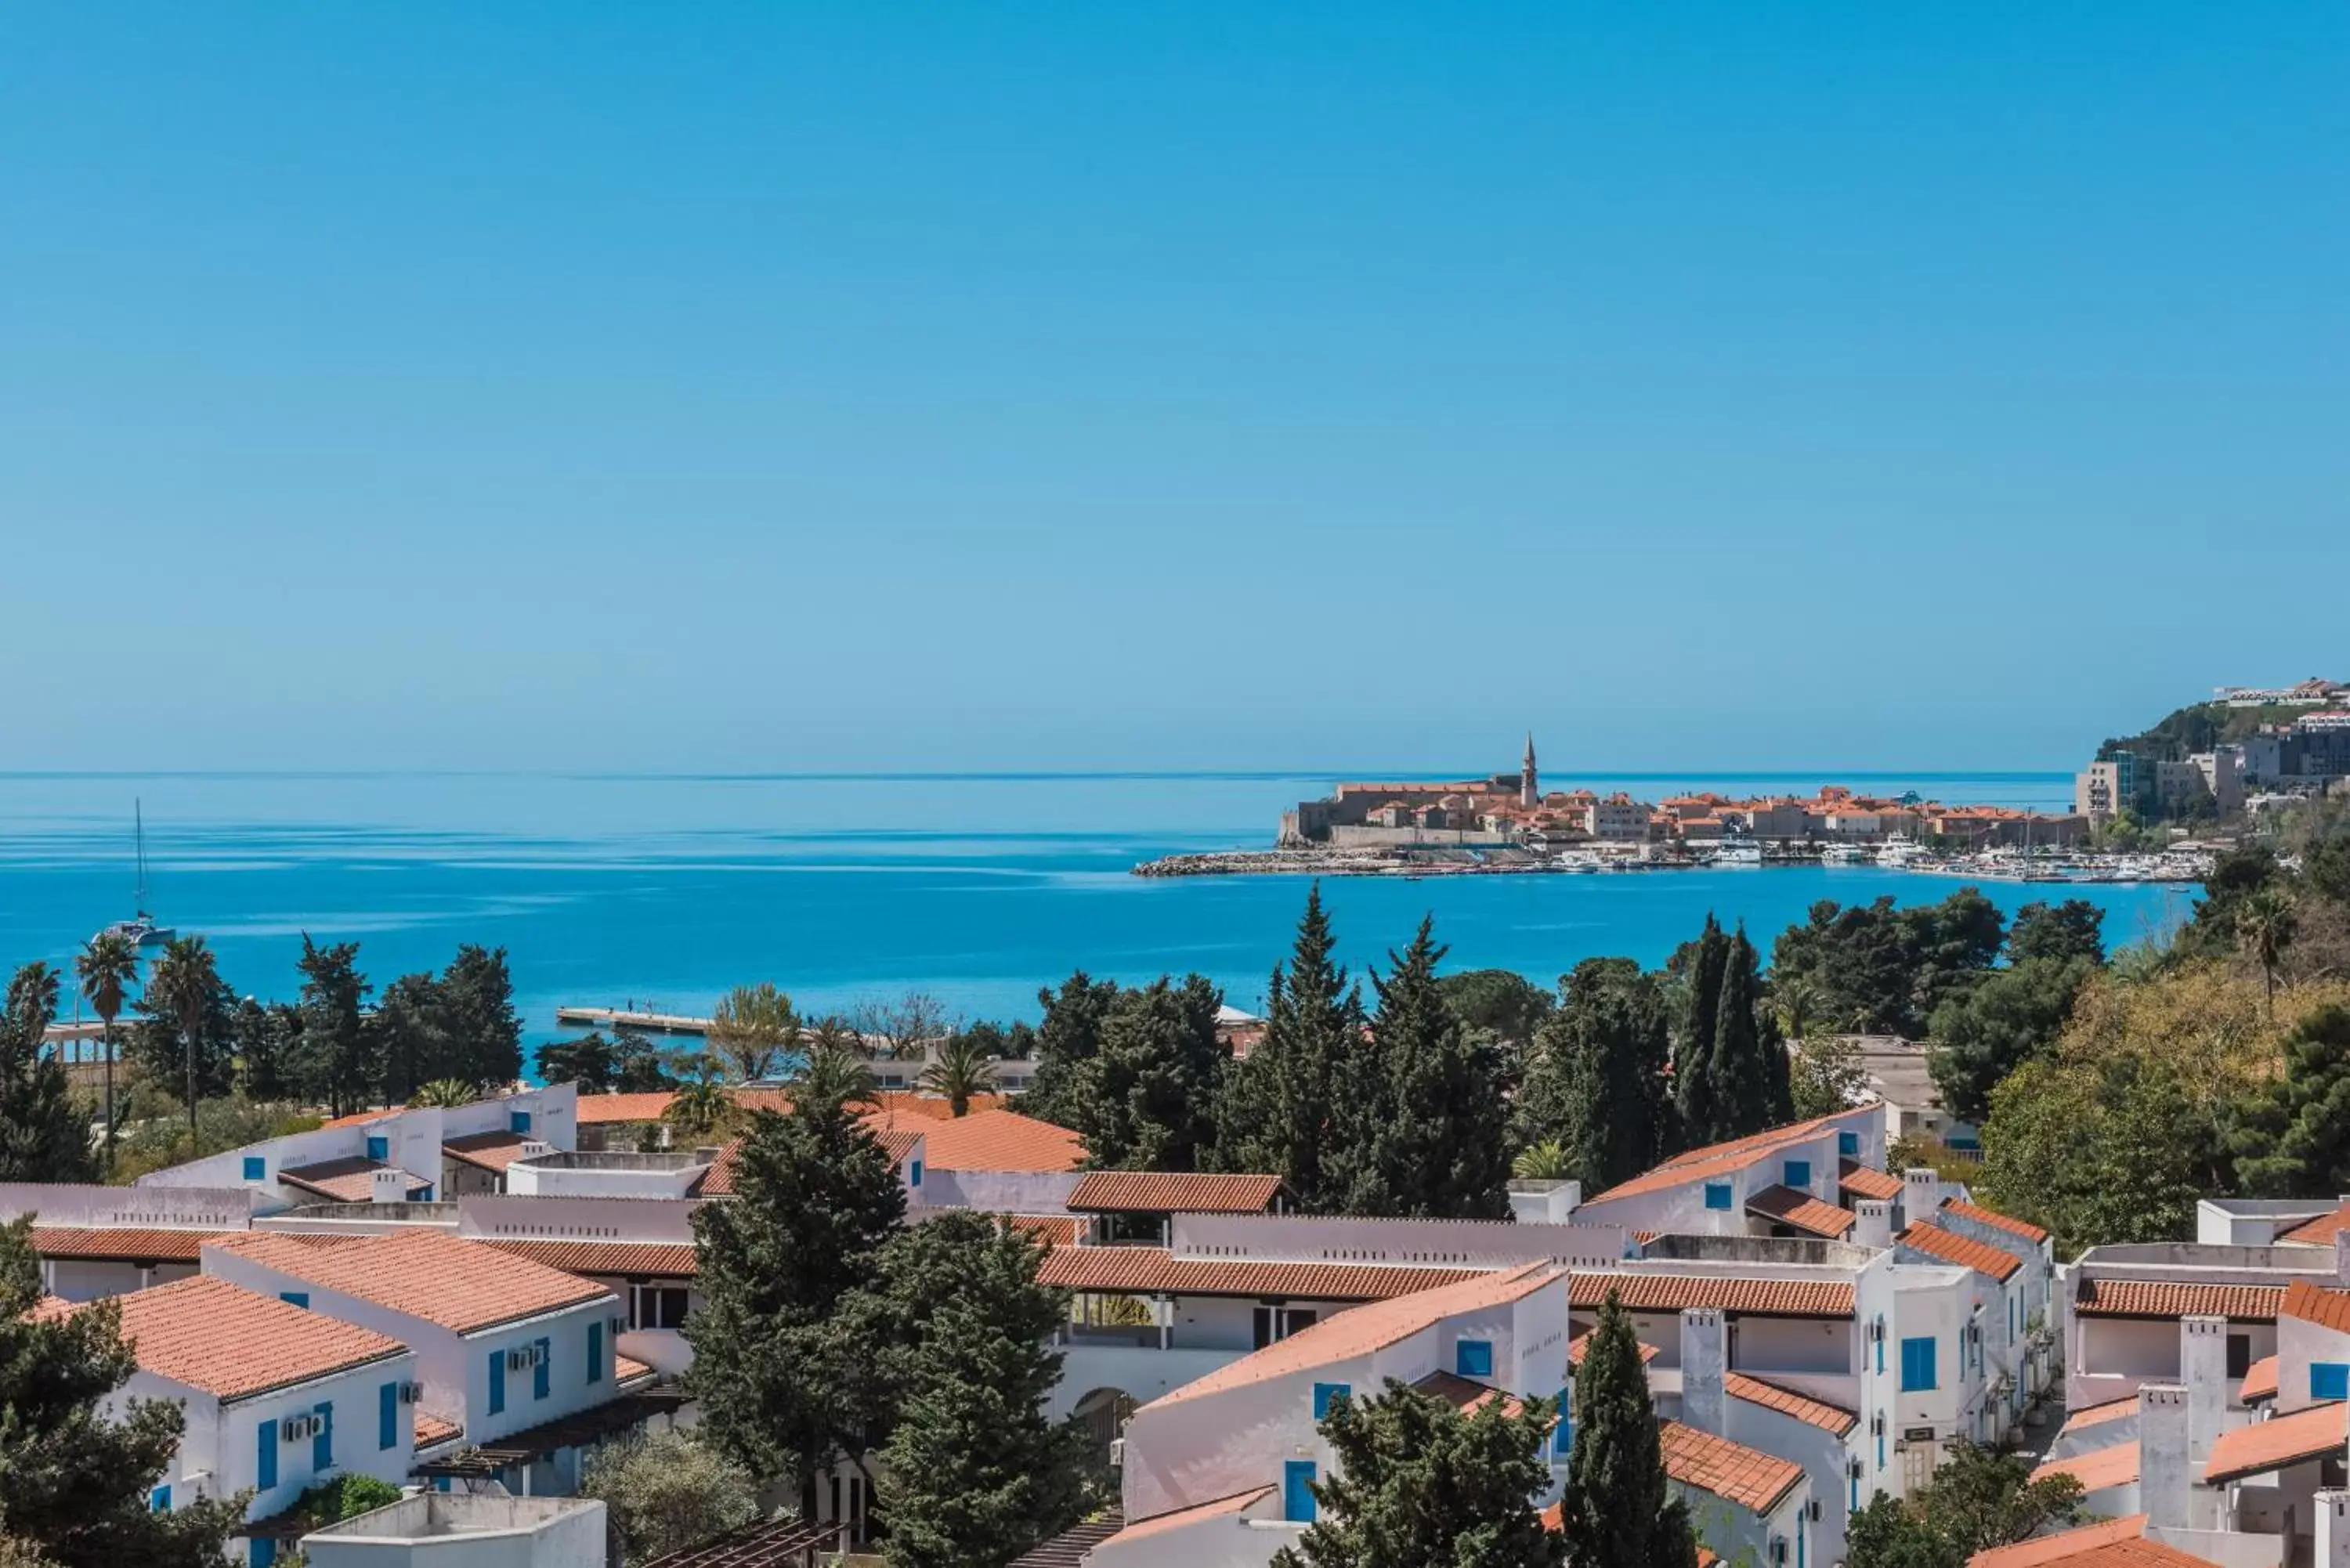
[1875,834,1929,869]
[97,801,173,949]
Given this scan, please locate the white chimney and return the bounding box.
[369,1167,407,1205]
[518,1140,553,1161]
[2334,1225,2350,1288]
[1901,1169,1943,1229]
[2316,1489,2350,1568]
[2178,1315,2228,1463]
[1853,1199,1894,1251]
[2136,1382,2189,1530]
[1679,1308,1726,1436]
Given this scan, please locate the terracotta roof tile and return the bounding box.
[1588,1113,1854,1205]
[1940,1198,2049,1246]
[32,1276,406,1401]
[277,1158,434,1205]
[442,1131,538,1174]
[1143,1263,1561,1409]
[1838,1162,1904,1202]
[414,1410,465,1448]
[1571,1272,1855,1318]
[573,1093,681,1125]
[897,1109,1082,1173]
[1067,1172,1285,1214]
[1900,1223,2023,1283]
[2242,1354,2279,1404]
[2032,1440,2138,1491]
[1004,1215,1081,1246]
[1987,1534,2222,1568]
[1569,1331,1660,1367]
[209,1230,614,1335]
[1970,1517,2147,1568]
[695,1124,923,1197]
[615,1353,653,1384]
[873,1091,1008,1122]
[1097,1487,1273,1547]
[1746,1185,1856,1239]
[477,1239,697,1278]
[1726,1373,1857,1434]
[2281,1277,2350,1334]
[2059,1397,2138,1434]
[1037,1247,1484,1302]
[1658,1419,1805,1514]
[32,1226,234,1264]
[2204,1399,2348,1483]
[1412,1368,1527,1418]
[2073,1279,2284,1322]
[2280,1206,2350,1246]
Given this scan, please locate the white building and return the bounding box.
[1571,1106,1888,1243]
[298,1494,608,1568]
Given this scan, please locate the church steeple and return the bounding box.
[1521,732,1538,806]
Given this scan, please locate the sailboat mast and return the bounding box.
[135,798,148,916]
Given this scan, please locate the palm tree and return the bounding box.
[1512,1140,1573,1180]
[410,1078,479,1108]
[1773,974,1820,1048]
[705,982,798,1083]
[916,1029,1000,1117]
[2238,890,2298,1014]
[663,1076,733,1140]
[76,933,140,1172]
[146,936,219,1138]
[795,1017,877,1114]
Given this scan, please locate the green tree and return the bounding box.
[1772,891,2005,1040]
[707,983,799,1083]
[1021,973,1121,1131]
[295,935,374,1117]
[580,1430,759,1565]
[1976,1052,2213,1255]
[140,937,227,1136]
[2237,889,2298,1012]
[231,998,300,1104]
[2229,1006,2350,1197]
[1270,1379,1565,1568]
[919,1028,1003,1116]
[1512,1140,1572,1180]
[1435,968,1553,1063]
[1079,975,1227,1172]
[1705,924,1785,1138]
[407,1078,478,1108]
[0,965,94,1183]
[795,1019,878,1109]
[1847,1443,2083,1568]
[0,1217,250,1566]
[1788,1031,1867,1121]
[1672,916,1730,1147]
[1554,1291,1697,1568]
[1522,959,1668,1193]
[1926,956,2096,1125]
[2006,901,2106,966]
[1336,919,1512,1219]
[74,934,140,1172]
[438,945,524,1089]
[1217,887,1365,1209]
[369,973,446,1106]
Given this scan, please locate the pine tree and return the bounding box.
[2232,1006,2350,1196]
[1336,919,1512,1219]
[1080,975,1227,1172]
[1021,972,1121,1131]
[1706,925,1775,1140]
[1672,916,1730,1147]
[0,1218,248,1566]
[1558,1291,1698,1568]
[1542,959,1669,1194]
[439,945,524,1089]
[1270,1377,1565,1568]
[295,935,374,1117]
[0,965,94,1183]
[1217,886,1365,1208]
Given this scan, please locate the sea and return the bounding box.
[0,771,2193,1046]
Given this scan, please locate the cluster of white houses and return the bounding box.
[19,1080,2350,1568]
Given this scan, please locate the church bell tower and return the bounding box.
[1521,732,1538,806]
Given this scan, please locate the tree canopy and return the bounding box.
[1217,887,1366,1209]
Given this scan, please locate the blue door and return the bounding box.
[533,1337,551,1400]
[588,1321,605,1386]
[256,1417,278,1490]
[489,1351,506,1415]
[1283,1460,1317,1523]
[312,1402,333,1472]
[379,1382,399,1450]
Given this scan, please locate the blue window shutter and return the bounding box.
[1784,1160,1812,1190]
[251,1538,277,1568]
[588,1321,605,1385]
[489,1350,505,1415]
[243,1157,266,1180]
[909,1158,924,1188]
[366,1136,388,1162]
[510,1111,531,1135]
[313,1401,332,1472]
[1284,1460,1317,1523]
[280,1292,308,1310]
[1838,1131,1859,1157]
[380,1382,397,1450]
[1705,1183,1733,1211]
[2312,1363,2349,1400]
[1553,1390,1573,1457]
[150,1485,171,1512]
[1875,1322,1885,1375]
[1311,1382,1348,1421]
[1900,1336,1937,1392]
[256,1418,278,1490]
[1455,1340,1493,1378]
[533,1336,551,1400]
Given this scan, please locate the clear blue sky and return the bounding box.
[3,5,2343,775]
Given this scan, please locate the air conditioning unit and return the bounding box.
[504,1346,544,1372]
[397,1382,423,1404]
[280,1414,320,1443]
[1107,1439,1125,1469]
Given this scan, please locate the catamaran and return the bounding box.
[99,801,174,948]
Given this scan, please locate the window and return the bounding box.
[150,1486,171,1512]
[1783,1159,1812,1190]
[311,1402,333,1472]
[366,1135,389,1162]
[243,1157,266,1181]
[533,1336,552,1400]
[1900,1336,1937,1392]
[256,1417,278,1490]
[1704,1183,1734,1211]
[588,1321,605,1385]
[510,1111,532,1135]
[280,1292,309,1310]
[1312,1382,1349,1420]
[1838,1131,1859,1158]
[1455,1340,1494,1379]
[379,1382,398,1451]
[489,1350,506,1416]
[632,1284,689,1331]
[1875,1320,1885,1375]
[2228,1335,2252,1380]
[909,1158,924,1188]
[2312,1363,2349,1401]
[1553,1389,1573,1458]
[1253,1306,1316,1349]
[1284,1460,1318,1523]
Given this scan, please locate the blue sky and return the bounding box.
[3,5,2343,774]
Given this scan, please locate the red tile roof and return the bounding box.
[1097,1488,1274,1547]
[1067,1172,1285,1214]
[1838,1162,1904,1202]
[1971,1517,2148,1568]
[2279,1205,2350,1246]
[897,1109,1083,1173]
[476,1239,698,1278]
[573,1093,682,1125]
[873,1091,1008,1122]
[2241,1354,2279,1404]
[1037,1247,1484,1302]
[2059,1397,2138,1435]
[1568,1331,1660,1367]
[1658,1420,1805,1514]
[32,1226,234,1264]
[2073,1279,2284,1322]
[695,1124,924,1197]
[442,1131,538,1174]
[1571,1273,1855,1318]
[1588,1113,1853,1205]
[1745,1185,1856,1239]
[1412,1369,1527,1418]
[2032,1440,2138,1492]
[414,1410,464,1448]
[1941,1198,2049,1246]
[2281,1277,2350,1333]
[277,1158,435,1205]
[2204,1399,2348,1483]
[1003,1215,1082,1247]
[1900,1223,2023,1283]
[209,1230,614,1335]
[33,1276,406,1401]
[1726,1373,1857,1435]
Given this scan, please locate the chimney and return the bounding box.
[2178,1315,2227,1463]
[2136,1382,2189,1530]
[2334,1224,2350,1288]
[1679,1308,1726,1436]
[2317,1490,2350,1568]
[1853,1199,1894,1251]
[693,1147,721,1164]
[518,1140,553,1161]
[1901,1169,1943,1229]
[368,1167,407,1205]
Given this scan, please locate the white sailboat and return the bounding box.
[99,801,174,948]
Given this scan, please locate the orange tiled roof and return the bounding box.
[1746,1185,1856,1239]
[277,1157,434,1205]
[442,1130,537,1174]
[2281,1277,2350,1334]
[414,1410,464,1448]
[1571,1272,1855,1318]
[1941,1198,2049,1246]
[1838,1162,1904,1202]
[208,1230,613,1335]
[2204,1399,2348,1483]
[316,1109,394,1130]
[1038,1247,1484,1302]
[2279,1206,2350,1246]
[1726,1373,1856,1435]
[1003,1214,1081,1247]
[1900,1223,2022,1283]
[1097,1487,1274,1547]
[1976,1531,2218,1568]
[33,1276,406,1401]
[1970,1517,2148,1568]
[573,1092,682,1125]
[476,1238,698,1278]
[1144,1263,1561,1409]
[1568,1331,1660,1367]
[32,1226,235,1264]
[2032,1440,2138,1491]
[696,1124,923,1197]
[2241,1354,2279,1404]
[899,1109,1083,1173]
[2073,1279,2284,1322]
[615,1353,653,1384]
[1658,1419,1805,1514]
[1588,1113,1853,1205]
[2059,1397,2138,1435]
[1067,1172,1285,1214]
[1413,1369,1527,1418]
[873,1091,1007,1122]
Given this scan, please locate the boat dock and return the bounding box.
[552,1006,714,1038]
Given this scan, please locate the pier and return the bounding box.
[552,1006,713,1037]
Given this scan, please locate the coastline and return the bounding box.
[1131,844,2210,883]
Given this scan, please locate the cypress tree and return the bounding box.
[1560,1291,1699,1568]
[439,944,525,1089]
[1021,972,1121,1132]
[0,964,93,1184]
[1708,925,1773,1140]
[1672,916,1730,1147]
[1216,886,1364,1208]
[295,936,373,1116]
[1338,918,1512,1219]
[1080,975,1227,1172]
[1549,960,1670,1194]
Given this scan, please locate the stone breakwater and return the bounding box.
[1131,848,1614,878]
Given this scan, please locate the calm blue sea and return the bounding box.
[0,771,2191,1042]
